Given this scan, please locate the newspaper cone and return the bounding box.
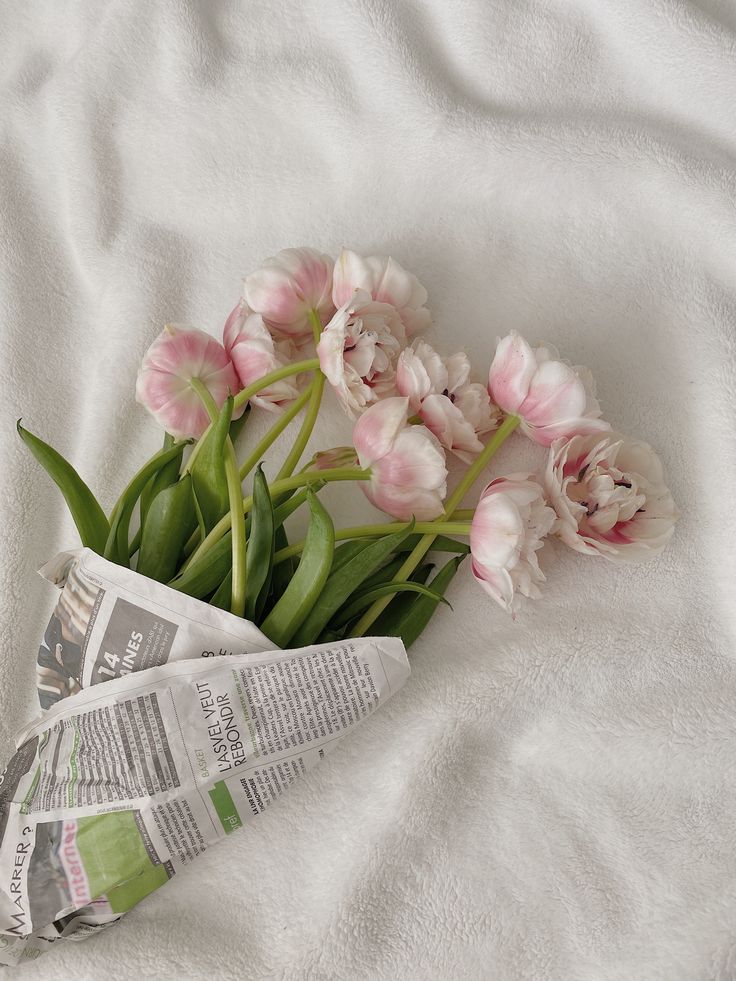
[0,550,409,966]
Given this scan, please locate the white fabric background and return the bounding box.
[1,1,735,978]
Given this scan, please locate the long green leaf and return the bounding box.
[17,421,109,553]
[389,555,465,649]
[131,433,182,559]
[267,524,293,613]
[398,534,470,555]
[210,570,233,611]
[272,481,326,527]
[190,396,233,535]
[369,564,435,638]
[290,520,415,647]
[139,433,180,528]
[104,442,188,566]
[260,490,334,647]
[245,466,275,622]
[169,532,232,597]
[137,474,196,583]
[332,581,450,628]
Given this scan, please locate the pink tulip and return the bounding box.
[543,433,679,562]
[353,397,448,520]
[470,475,556,614]
[397,342,501,461]
[223,301,305,412]
[488,332,610,446]
[317,289,404,418]
[332,248,431,336]
[243,247,335,338]
[136,326,243,438]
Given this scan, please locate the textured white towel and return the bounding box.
[1,1,735,978]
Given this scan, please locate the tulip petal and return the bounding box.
[136,327,241,439]
[488,332,537,413]
[244,247,334,336]
[332,248,430,336]
[352,397,410,466]
[519,361,588,425]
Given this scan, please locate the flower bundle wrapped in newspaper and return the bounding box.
[1,247,679,964]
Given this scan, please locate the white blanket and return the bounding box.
[1,1,735,978]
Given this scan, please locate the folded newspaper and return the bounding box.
[0,549,410,966]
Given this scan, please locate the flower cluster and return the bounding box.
[23,244,679,647]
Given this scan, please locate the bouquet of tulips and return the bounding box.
[1,246,679,965]
[20,246,678,636]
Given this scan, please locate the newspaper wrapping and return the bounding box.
[0,549,410,966]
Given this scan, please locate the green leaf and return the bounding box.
[104,441,189,567]
[398,534,470,555]
[332,580,451,628]
[210,570,233,611]
[139,433,181,528]
[290,520,415,648]
[355,555,407,593]
[260,490,335,647]
[17,420,109,554]
[229,404,250,445]
[245,465,275,622]
[272,480,326,528]
[369,564,435,637]
[382,555,465,649]
[130,433,182,559]
[268,523,294,612]
[328,539,374,574]
[168,532,232,598]
[136,474,197,583]
[190,395,234,536]
[171,475,323,604]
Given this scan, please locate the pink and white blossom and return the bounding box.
[488,332,610,446]
[397,341,501,461]
[470,475,556,614]
[543,433,678,562]
[332,248,431,336]
[223,302,304,412]
[136,326,242,439]
[243,247,335,338]
[352,397,448,521]
[317,289,405,418]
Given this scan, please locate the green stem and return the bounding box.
[274,309,325,480]
[189,379,247,617]
[225,437,247,616]
[238,385,313,480]
[183,357,320,475]
[232,358,320,411]
[443,413,521,515]
[273,521,471,564]
[184,466,371,570]
[189,378,219,421]
[351,414,521,636]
